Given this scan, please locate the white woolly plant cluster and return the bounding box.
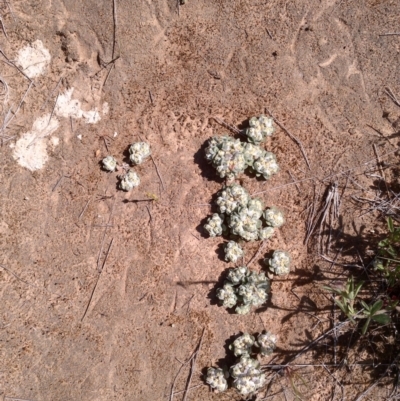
[266,250,291,275]
[216,266,270,314]
[206,331,277,396]
[100,141,151,192]
[224,241,244,263]
[102,155,117,172]
[204,214,226,237]
[205,183,281,242]
[129,141,151,165]
[204,115,278,181]
[245,115,275,144]
[205,367,228,392]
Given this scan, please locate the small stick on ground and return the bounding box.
[0,264,43,290]
[81,238,114,321]
[213,116,242,135]
[40,77,62,110]
[111,0,118,59]
[380,32,400,36]
[384,87,400,107]
[0,14,8,39]
[182,328,205,401]
[52,174,64,192]
[247,240,266,266]
[1,81,33,135]
[79,197,91,219]
[265,107,311,170]
[373,143,390,197]
[0,49,33,83]
[287,170,300,192]
[149,90,154,104]
[150,155,165,191]
[96,197,116,271]
[266,27,273,39]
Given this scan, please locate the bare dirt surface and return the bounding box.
[1,0,400,400]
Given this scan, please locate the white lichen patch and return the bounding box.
[55,88,101,124]
[16,40,51,78]
[13,114,59,171]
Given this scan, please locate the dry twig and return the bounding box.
[265,107,311,170]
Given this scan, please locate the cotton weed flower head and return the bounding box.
[253,150,279,180]
[204,213,225,237]
[259,226,275,240]
[263,206,285,228]
[247,198,264,219]
[234,303,252,315]
[205,136,246,179]
[205,367,228,392]
[216,184,250,215]
[228,207,262,241]
[216,283,238,308]
[119,170,140,191]
[256,332,277,356]
[129,141,151,165]
[102,155,117,172]
[230,356,266,396]
[268,250,291,275]
[243,143,264,166]
[224,241,244,263]
[237,279,269,308]
[226,265,249,285]
[229,333,255,357]
[245,115,275,145]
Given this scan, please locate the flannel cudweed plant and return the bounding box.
[102,155,117,172]
[129,141,151,165]
[267,250,291,275]
[216,266,270,314]
[119,170,140,191]
[206,331,277,396]
[204,213,225,237]
[224,241,244,263]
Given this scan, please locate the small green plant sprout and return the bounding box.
[229,333,255,357]
[324,277,363,323]
[230,356,266,396]
[373,216,400,287]
[259,226,275,240]
[102,155,117,172]
[252,150,279,180]
[255,331,277,356]
[204,213,225,237]
[216,283,238,308]
[224,241,244,263]
[216,183,250,215]
[129,141,151,165]
[205,136,246,179]
[205,367,228,392]
[245,115,275,145]
[216,266,270,314]
[324,277,394,334]
[267,250,291,275]
[359,299,391,335]
[119,170,140,191]
[263,206,285,228]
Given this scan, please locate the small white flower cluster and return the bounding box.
[205,367,228,392]
[204,214,226,237]
[101,141,151,192]
[245,115,275,144]
[265,250,291,275]
[204,115,278,181]
[206,331,277,396]
[205,184,286,242]
[224,241,244,263]
[216,266,270,314]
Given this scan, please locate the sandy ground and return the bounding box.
[1,0,400,400]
